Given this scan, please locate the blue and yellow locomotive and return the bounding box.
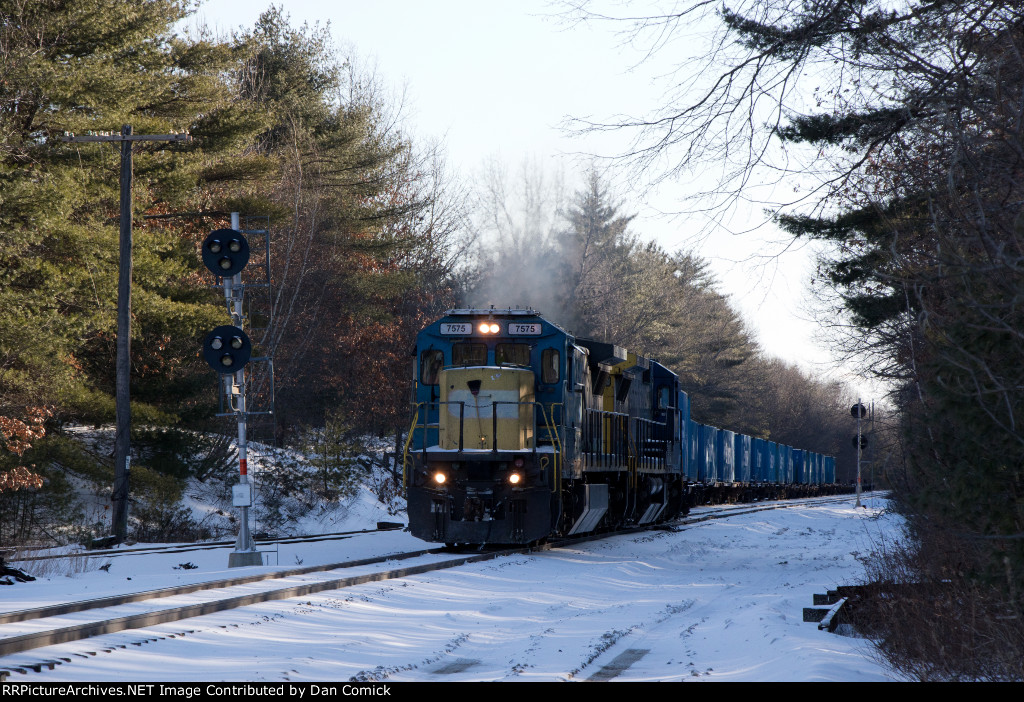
[402,308,837,546]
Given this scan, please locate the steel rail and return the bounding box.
[11,525,402,563]
[0,547,529,660]
[0,547,437,627]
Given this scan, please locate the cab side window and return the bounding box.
[658,386,671,410]
[420,350,443,385]
[542,349,560,384]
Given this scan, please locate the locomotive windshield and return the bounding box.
[495,343,530,367]
[453,342,487,366]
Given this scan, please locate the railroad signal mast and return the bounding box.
[200,213,274,568]
[850,401,869,507]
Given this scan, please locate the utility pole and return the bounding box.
[64,126,190,543]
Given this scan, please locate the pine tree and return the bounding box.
[560,168,638,338]
[0,0,273,543]
[0,0,271,423]
[236,8,463,432]
[560,172,766,429]
[730,2,1024,593]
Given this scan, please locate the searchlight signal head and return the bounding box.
[202,228,250,277]
[203,325,251,374]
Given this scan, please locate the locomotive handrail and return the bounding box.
[413,399,558,454]
[406,398,564,493]
[538,402,564,493]
[401,402,424,488]
[545,402,564,451]
[578,409,669,474]
[582,408,629,469]
[410,399,666,484]
[489,400,560,455]
[402,400,468,485]
[423,400,469,451]
[631,415,668,472]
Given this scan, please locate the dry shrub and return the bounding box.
[8,551,107,579]
[852,526,1024,681]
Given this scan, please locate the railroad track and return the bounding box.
[0,491,878,679]
[681,491,880,526]
[0,546,529,678]
[10,524,404,564]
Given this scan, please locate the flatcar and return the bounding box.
[402,308,839,546]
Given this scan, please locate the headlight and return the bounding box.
[509,472,522,485]
[433,472,447,485]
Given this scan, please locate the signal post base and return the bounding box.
[228,550,263,567]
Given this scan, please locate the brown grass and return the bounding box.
[849,527,1024,681]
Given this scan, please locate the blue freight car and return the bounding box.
[735,433,752,483]
[717,429,736,483]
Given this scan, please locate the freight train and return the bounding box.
[402,309,841,546]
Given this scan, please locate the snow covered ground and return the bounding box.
[2,493,902,682]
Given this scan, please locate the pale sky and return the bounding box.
[190,0,880,401]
